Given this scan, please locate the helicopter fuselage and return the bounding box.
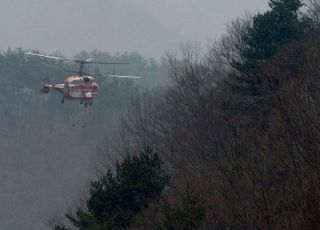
[46,75,100,103]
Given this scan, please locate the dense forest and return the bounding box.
[51,0,320,229]
[1,0,320,229]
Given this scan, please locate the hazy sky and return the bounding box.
[0,0,268,58]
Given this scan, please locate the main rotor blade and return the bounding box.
[26,52,73,62]
[101,74,140,79]
[87,73,140,79]
[81,60,130,65]
[27,52,130,66]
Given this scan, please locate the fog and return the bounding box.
[0,0,268,58]
[0,0,270,229]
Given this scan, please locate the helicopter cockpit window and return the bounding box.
[84,77,90,83]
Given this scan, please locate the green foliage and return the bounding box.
[244,0,303,60]
[155,186,206,230]
[233,0,305,96]
[66,148,169,229]
[269,0,303,12]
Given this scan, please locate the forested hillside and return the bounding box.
[53,0,320,229]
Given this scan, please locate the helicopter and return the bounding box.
[26,52,140,106]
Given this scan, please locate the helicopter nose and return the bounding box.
[93,82,99,92]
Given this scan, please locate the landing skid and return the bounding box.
[60,98,93,106]
[80,100,92,106]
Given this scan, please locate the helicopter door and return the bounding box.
[69,86,77,95]
[84,77,90,83]
[64,83,69,94]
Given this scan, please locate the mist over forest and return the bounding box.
[1,0,320,229]
[0,49,168,229]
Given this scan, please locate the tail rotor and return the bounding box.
[41,78,50,94]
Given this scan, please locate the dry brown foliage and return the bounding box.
[112,33,320,229]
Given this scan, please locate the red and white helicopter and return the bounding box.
[26,52,140,106]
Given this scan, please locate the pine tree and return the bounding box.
[63,148,169,230]
[232,0,305,96]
